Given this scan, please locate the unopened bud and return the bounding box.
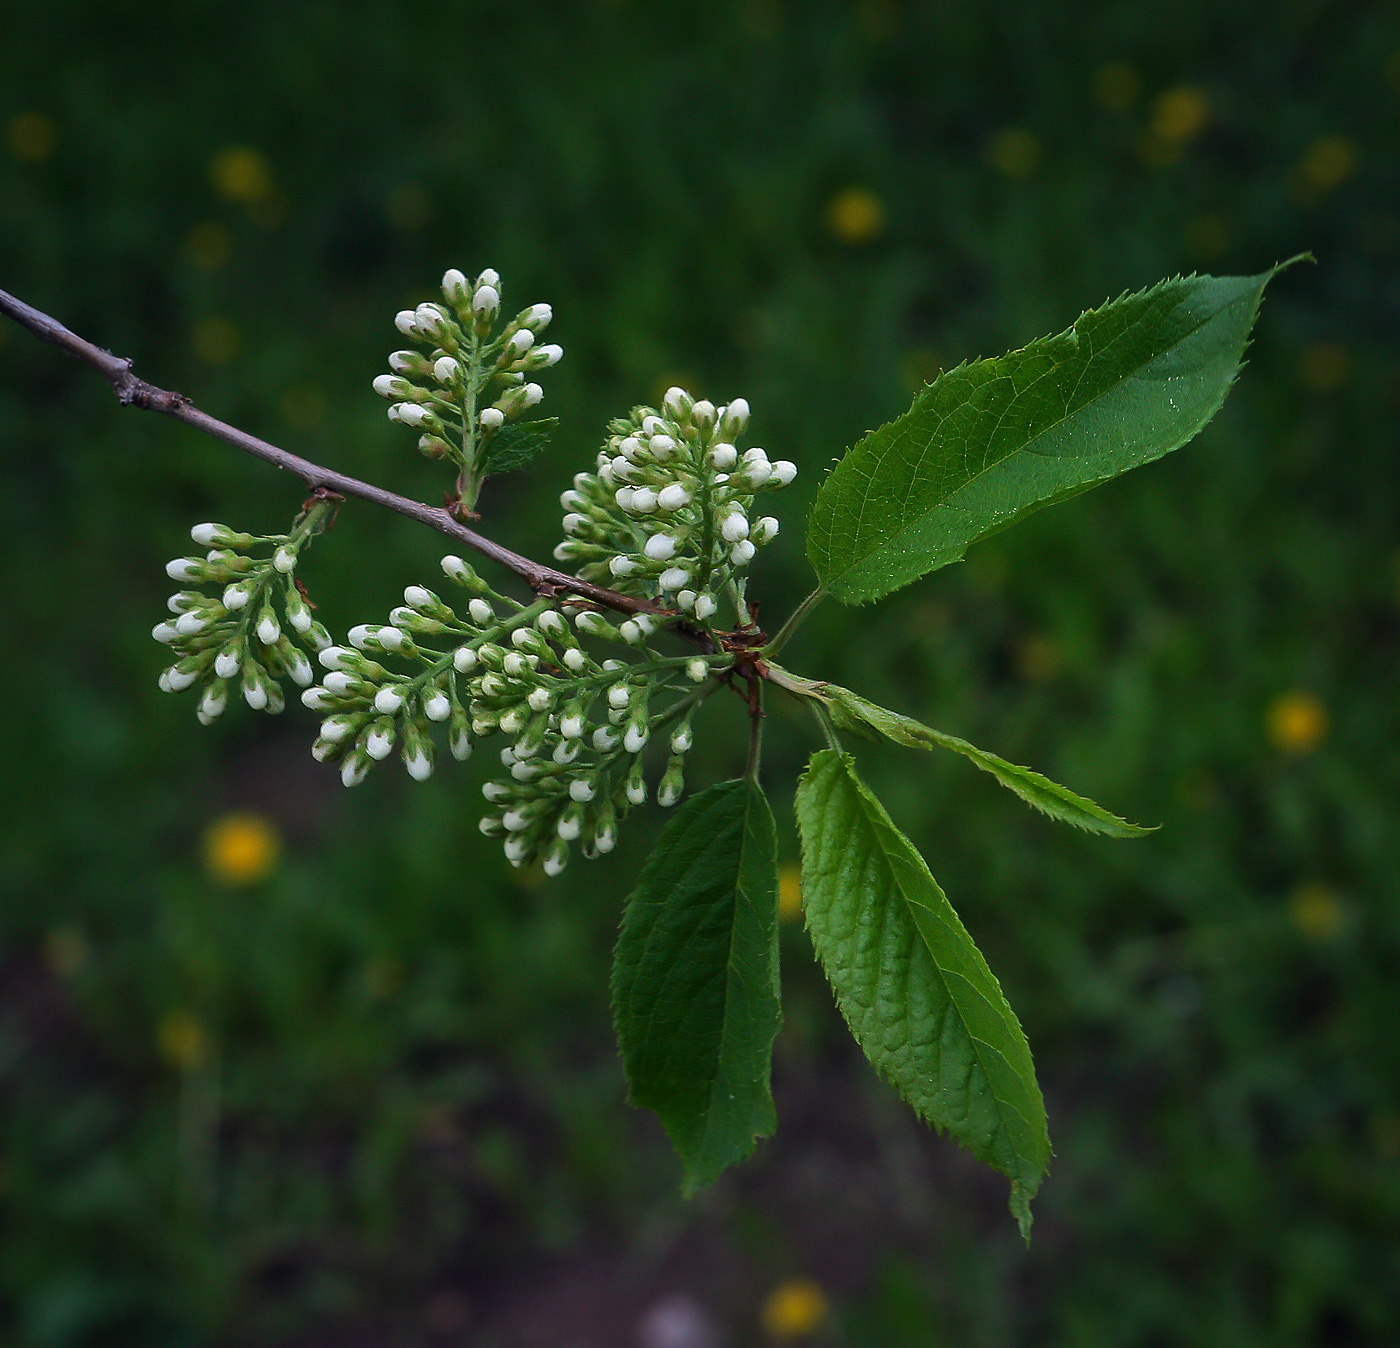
[472,284,499,314]
[480,407,504,431]
[441,268,469,304]
[433,356,459,384]
[720,398,750,436]
[656,483,690,512]
[693,593,717,620]
[707,443,738,470]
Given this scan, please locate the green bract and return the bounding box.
[807,267,1290,604]
[136,262,1283,1235]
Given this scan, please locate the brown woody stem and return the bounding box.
[0,285,666,618]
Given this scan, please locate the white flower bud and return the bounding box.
[771,459,798,485]
[323,671,358,695]
[592,823,617,853]
[610,556,639,577]
[671,725,693,753]
[533,344,563,366]
[152,621,178,643]
[442,268,469,302]
[243,680,269,711]
[473,285,499,313]
[453,645,478,673]
[557,812,582,841]
[619,621,644,645]
[469,598,494,625]
[643,532,677,561]
[501,653,527,677]
[274,546,297,573]
[753,516,780,543]
[658,567,690,592]
[563,648,587,672]
[522,383,543,407]
[394,309,418,334]
[287,653,314,687]
[693,593,717,620]
[441,555,469,582]
[166,557,203,582]
[562,512,587,535]
[625,777,647,806]
[163,666,198,693]
[318,645,352,670]
[618,436,644,462]
[591,725,619,751]
[257,614,280,645]
[720,511,749,543]
[608,683,632,709]
[569,778,596,803]
[397,404,429,428]
[524,302,552,330]
[498,708,525,735]
[373,374,400,398]
[423,691,452,721]
[450,728,473,761]
[743,458,772,487]
[197,684,227,724]
[641,415,665,435]
[629,488,658,514]
[433,356,458,384]
[527,687,552,713]
[690,399,715,428]
[389,351,418,373]
[341,754,370,788]
[687,657,710,682]
[503,835,530,865]
[288,606,313,634]
[301,687,333,710]
[479,407,504,431]
[175,612,207,637]
[365,724,395,760]
[648,434,676,458]
[404,748,434,782]
[624,724,649,754]
[560,714,585,740]
[503,808,532,833]
[656,483,690,511]
[510,760,539,782]
[403,585,434,611]
[215,651,240,680]
[509,329,535,355]
[677,589,697,611]
[374,686,404,714]
[721,397,750,435]
[415,303,446,336]
[707,443,738,470]
[537,610,566,635]
[663,387,692,418]
[223,584,252,611]
[730,540,757,565]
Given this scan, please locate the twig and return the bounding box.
[0,286,664,618]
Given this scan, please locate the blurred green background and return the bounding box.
[3,1,1398,1344]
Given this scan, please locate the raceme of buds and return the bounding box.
[552,389,796,626]
[374,267,562,494]
[310,557,710,871]
[153,506,333,724]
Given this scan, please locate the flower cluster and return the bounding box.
[152,504,333,722]
[302,554,717,873]
[373,266,561,479]
[554,387,795,625]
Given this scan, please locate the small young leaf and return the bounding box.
[796,750,1049,1237]
[612,778,781,1195]
[808,266,1289,604]
[820,683,1150,837]
[482,416,559,474]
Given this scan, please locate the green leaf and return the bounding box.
[795,750,1049,1237]
[808,266,1288,604]
[612,778,781,1195]
[481,416,558,474]
[820,683,1150,838]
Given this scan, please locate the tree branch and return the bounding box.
[0,285,666,618]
